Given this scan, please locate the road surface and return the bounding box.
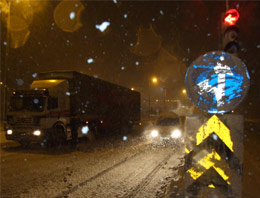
[1,120,260,198]
[0,132,184,198]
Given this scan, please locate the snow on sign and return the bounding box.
[185,51,250,114]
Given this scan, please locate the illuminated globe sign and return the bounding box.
[185,51,250,114]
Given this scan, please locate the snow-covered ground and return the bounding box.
[0,134,184,198]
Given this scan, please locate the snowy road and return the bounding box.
[0,136,184,198]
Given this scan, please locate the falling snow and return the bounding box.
[96,21,110,32]
[213,134,218,141]
[33,99,39,104]
[87,58,94,64]
[16,79,24,86]
[70,12,76,20]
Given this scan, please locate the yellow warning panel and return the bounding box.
[196,115,234,152]
[184,114,243,198]
[187,150,230,184]
[208,184,215,188]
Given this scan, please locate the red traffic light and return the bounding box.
[224,9,239,25]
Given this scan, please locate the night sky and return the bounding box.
[1,0,260,117]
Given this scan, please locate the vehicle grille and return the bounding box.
[16,117,33,124]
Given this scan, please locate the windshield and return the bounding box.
[156,117,180,126]
[9,96,45,112]
[1,1,260,198]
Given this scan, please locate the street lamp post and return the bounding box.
[164,87,167,111]
[2,0,11,128]
[148,77,158,117]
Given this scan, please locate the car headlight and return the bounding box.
[7,129,13,135]
[81,126,89,134]
[171,129,181,139]
[33,130,41,136]
[151,130,159,137]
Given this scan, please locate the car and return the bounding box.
[145,113,185,145]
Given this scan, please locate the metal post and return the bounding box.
[148,81,151,118]
[164,88,167,111]
[226,0,229,11]
[2,1,11,129]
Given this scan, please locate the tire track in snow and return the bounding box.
[123,152,173,198]
[54,151,144,198]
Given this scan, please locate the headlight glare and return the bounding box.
[171,129,181,139]
[7,129,13,135]
[151,130,159,137]
[33,130,41,136]
[81,126,89,134]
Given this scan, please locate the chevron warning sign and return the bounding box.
[183,114,243,198]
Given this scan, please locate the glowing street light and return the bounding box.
[182,89,187,94]
[152,77,158,84]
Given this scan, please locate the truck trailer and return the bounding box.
[5,71,140,146]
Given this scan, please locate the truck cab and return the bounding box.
[5,79,72,146]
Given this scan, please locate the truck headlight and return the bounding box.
[7,129,13,135]
[81,126,89,134]
[171,129,181,139]
[151,130,159,137]
[33,130,41,136]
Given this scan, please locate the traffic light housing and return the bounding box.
[222,9,240,55]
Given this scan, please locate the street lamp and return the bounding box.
[152,77,158,84]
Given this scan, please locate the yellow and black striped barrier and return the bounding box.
[183,114,243,198]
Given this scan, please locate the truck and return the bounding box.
[5,71,140,146]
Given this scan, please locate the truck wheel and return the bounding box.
[19,140,31,148]
[53,125,66,147]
